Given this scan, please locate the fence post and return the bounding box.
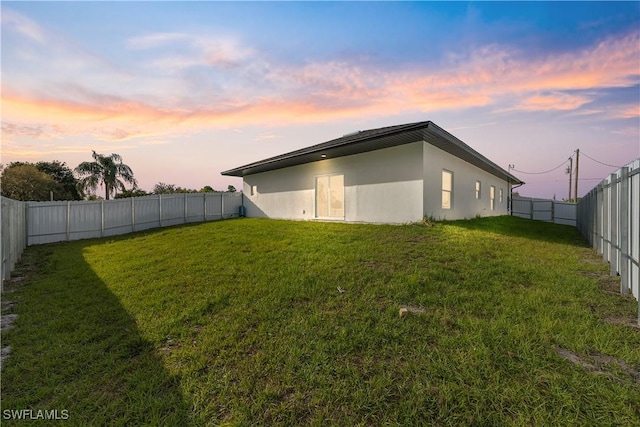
[101,200,105,237]
[610,173,618,276]
[131,197,136,233]
[66,201,71,241]
[159,194,162,227]
[602,182,609,262]
[529,198,533,219]
[1,198,7,288]
[620,167,629,294]
[25,203,29,248]
[184,193,188,224]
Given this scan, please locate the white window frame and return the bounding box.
[499,188,504,204]
[490,186,496,211]
[315,174,344,219]
[442,170,453,210]
[475,181,481,199]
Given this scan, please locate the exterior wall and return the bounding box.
[243,142,424,223]
[422,142,509,220]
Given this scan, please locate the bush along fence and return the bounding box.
[1,192,244,286]
[511,196,577,227]
[577,158,640,323]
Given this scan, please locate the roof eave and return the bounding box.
[221,121,524,186]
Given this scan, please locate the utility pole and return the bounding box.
[508,164,514,214]
[573,149,579,203]
[566,156,573,202]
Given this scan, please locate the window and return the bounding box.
[442,170,453,210]
[490,186,496,211]
[316,174,344,218]
[251,185,257,196]
[475,181,481,199]
[499,188,504,204]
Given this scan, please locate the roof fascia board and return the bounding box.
[425,122,523,185]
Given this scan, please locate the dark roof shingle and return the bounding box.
[221,121,523,185]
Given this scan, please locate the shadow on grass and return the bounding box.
[444,215,587,246]
[1,243,192,425]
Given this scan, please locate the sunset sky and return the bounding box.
[2,1,639,199]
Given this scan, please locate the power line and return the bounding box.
[511,157,571,175]
[523,178,603,184]
[580,151,622,169]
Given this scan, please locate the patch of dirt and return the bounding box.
[1,314,18,332]
[0,346,11,370]
[158,337,181,353]
[577,270,621,295]
[361,260,386,271]
[0,247,50,371]
[604,316,640,331]
[581,257,606,265]
[402,305,426,314]
[556,347,640,384]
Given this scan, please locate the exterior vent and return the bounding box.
[343,130,361,137]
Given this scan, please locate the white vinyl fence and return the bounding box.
[511,196,577,227]
[27,192,244,245]
[1,197,28,288]
[577,158,640,322]
[2,192,242,287]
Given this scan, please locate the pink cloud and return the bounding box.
[616,104,640,119]
[2,28,638,158]
[514,93,592,112]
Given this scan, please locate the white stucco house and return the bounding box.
[221,121,523,223]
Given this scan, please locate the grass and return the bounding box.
[1,216,639,426]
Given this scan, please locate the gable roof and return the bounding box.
[221,121,523,185]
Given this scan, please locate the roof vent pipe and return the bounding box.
[342,130,361,137]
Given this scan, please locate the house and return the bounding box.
[221,121,523,223]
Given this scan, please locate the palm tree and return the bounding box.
[75,151,137,200]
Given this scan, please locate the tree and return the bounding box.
[199,185,216,193]
[114,189,149,199]
[0,164,60,201]
[227,185,236,193]
[1,161,82,200]
[153,182,178,194]
[153,182,197,194]
[35,160,82,200]
[75,151,137,200]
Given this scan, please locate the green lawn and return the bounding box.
[2,216,639,426]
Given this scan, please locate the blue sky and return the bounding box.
[2,1,639,199]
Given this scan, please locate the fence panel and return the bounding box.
[24,192,243,245]
[223,192,243,218]
[69,201,103,241]
[104,199,134,237]
[532,200,553,222]
[133,195,162,232]
[186,194,206,223]
[577,158,640,323]
[1,197,27,287]
[207,194,223,220]
[161,194,187,227]
[633,168,640,299]
[27,202,68,245]
[511,196,576,226]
